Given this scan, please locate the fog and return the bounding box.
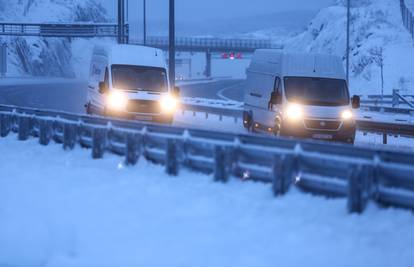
[103,0,334,21]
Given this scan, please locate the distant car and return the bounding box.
[243,50,360,144]
[86,44,180,124]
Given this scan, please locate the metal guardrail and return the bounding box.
[0,104,413,214]
[361,93,414,113]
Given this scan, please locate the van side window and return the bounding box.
[103,67,109,87]
[274,77,281,94]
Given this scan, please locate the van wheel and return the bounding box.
[273,116,282,136]
[85,102,92,115]
[243,111,253,130]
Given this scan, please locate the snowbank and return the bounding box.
[0,135,413,267]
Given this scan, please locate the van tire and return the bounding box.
[273,116,282,136]
[243,111,253,131]
[85,102,92,115]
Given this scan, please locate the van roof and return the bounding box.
[93,44,166,69]
[249,50,346,80]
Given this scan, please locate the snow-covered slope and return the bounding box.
[285,0,414,95]
[0,0,109,77]
[1,136,414,267]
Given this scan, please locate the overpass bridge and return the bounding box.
[0,22,282,77]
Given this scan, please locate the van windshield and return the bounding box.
[284,77,350,106]
[111,65,168,92]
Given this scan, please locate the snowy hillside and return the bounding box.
[0,0,108,77]
[285,0,414,95]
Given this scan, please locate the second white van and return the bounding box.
[243,50,360,144]
[86,44,179,124]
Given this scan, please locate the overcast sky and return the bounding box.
[104,0,334,21]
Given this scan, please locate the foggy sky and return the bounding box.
[104,0,334,21]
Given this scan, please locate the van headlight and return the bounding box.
[107,91,128,111]
[341,110,353,120]
[160,94,178,113]
[285,104,303,121]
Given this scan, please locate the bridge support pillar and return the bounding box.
[205,50,212,78]
[117,0,126,44]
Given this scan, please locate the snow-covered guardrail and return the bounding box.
[0,104,414,214]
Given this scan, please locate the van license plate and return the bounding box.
[313,134,333,140]
[135,115,152,121]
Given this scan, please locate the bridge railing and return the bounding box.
[0,22,276,51]
[1,104,413,214]
[144,36,277,51]
[0,22,127,38]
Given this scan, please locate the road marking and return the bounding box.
[217,82,244,102]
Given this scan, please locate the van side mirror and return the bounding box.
[173,86,180,97]
[270,91,282,105]
[352,95,360,109]
[98,82,108,94]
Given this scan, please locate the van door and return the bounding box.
[90,66,109,114]
[247,73,278,126]
[88,55,108,114]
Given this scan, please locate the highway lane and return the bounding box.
[179,79,244,101]
[0,79,244,113]
[0,80,87,113]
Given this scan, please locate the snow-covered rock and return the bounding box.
[285,0,414,95]
[0,0,109,77]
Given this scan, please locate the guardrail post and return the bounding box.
[63,123,77,150]
[92,128,106,159]
[166,139,178,176]
[392,89,400,107]
[214,146,228,182]
[125,133,140,165]
[382,133,388,145]
[39,120,52,146]
[347,165,368,214]
[272,154,293,196]
[0,114,11,137]
[18,116,30,141]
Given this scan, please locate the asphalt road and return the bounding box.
[179,79,245,102]
[0,80,87,113]
[0,79,245,114]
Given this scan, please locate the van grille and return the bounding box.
[127,100,161,114]
[304,119,341,131]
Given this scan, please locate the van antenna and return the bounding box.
[313,57,316,73]
[155,49,158,56]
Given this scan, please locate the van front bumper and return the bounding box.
[105,110,174,124]
[279,119,356,143]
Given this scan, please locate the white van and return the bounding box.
[86,44,179,124]
[243,50,360,144]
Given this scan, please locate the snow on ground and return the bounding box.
[0,135,414,267]
[174,110,245,133]
[355,131,414,152]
